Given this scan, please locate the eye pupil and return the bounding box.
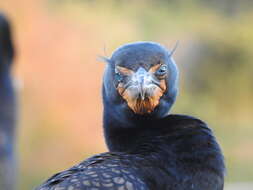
[156,65,167,75]
[115,72,123,82]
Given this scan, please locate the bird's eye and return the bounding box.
[115,72,123,82]
[156,65,167,76]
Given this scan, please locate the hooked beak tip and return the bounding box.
[140,86,147,100]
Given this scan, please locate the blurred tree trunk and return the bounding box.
[0,14,17,190]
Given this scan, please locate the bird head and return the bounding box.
[102,42,178,118]
[0,14,14,73]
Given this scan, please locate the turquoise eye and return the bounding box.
[115,72,123,82]
[156,65,167,76]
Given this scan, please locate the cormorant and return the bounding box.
[36,42,225,190]
[0,14,16,190]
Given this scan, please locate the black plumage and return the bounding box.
[36,42,225,190]
[0,13,16,190]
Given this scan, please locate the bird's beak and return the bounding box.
[133,67,153,100]
[117,67,166,114]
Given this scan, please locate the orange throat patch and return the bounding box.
[117,80,166,114]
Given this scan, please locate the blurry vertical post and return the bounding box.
[0,14,17,190]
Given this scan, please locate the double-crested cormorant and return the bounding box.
[36,42,225,190]
[0,14,16,190]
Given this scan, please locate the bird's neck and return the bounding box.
[103,107,170,152]
[103,114,141,152]
[0,67,16,135]
[0,68,13,97]
[0,63,11,81]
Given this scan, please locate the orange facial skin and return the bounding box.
[116,64,167,114]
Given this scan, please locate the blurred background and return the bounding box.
[0,0,252,189]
